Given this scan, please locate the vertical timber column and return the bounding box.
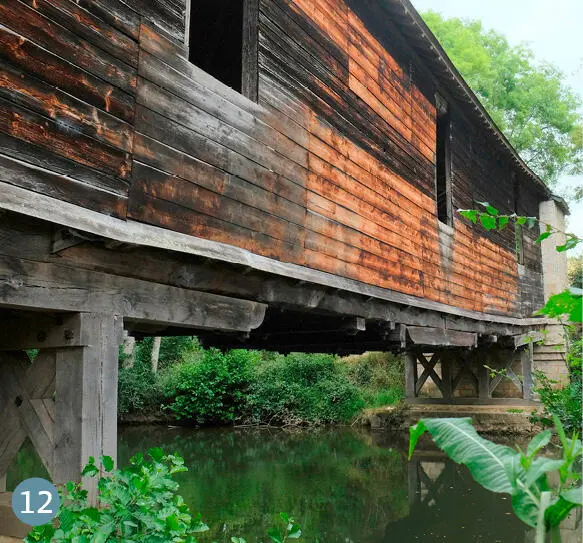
[521,343,534,401]
[405,351,418,400]
[53,313,123,501]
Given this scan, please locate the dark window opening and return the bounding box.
[188,0,244,92]
[435,100,452,225]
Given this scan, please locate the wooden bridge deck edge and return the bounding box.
[0,182,552,329]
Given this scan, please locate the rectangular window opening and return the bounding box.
[188,0,253,95]
[435,98,452,225]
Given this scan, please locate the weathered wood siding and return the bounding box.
[0,0,547,318]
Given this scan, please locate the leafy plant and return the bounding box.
[531,370,582,435]
[26,449,209,543]
[267,512,302,543]
[163,349,258,425]
[245,352,364,425]
[409,417,582,542]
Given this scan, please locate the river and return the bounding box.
[8,426,531,541]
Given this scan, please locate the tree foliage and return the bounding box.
[422,11,583,184]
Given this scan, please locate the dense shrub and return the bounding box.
[245,353,364,425]
[340,351,405,407]
[163,349,259,425]
[118,361,163,415]
[532,332,582,435]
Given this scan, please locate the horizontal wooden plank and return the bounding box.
[0,24,134,123]
[0,0,137,95]
[0,153,127,217]
[0,59,133,152]
[0,255,267,332]
[18,0,138,66]
[407,326,478,347]
[0,97,131,180]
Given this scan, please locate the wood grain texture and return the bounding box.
[0,0,548,320]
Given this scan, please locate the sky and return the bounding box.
[410,0,583,254]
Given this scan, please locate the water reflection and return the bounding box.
[117,426,529,542]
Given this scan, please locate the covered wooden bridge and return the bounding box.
[0,0,568,536]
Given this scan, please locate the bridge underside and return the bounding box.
[0,211,544,537]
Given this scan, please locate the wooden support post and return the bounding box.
[441,352,453,401]
[53,313,123,503]
[405,351,418,399]
[477,360,491,400]
[521,343,534,401]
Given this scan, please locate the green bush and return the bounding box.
[26,450,209,543]
[532,370,582,435]
[118,361,163,416]
[245,353,364,425]
[340,352,405,407]
[163,349,259,425]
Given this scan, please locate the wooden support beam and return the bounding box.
[405,351,418,399]
[0,255,266,333]
[521,343,534,401]
[407,327,477,348]
[416,353,444,396]
[53,313,123,503]
[0,313,93,350]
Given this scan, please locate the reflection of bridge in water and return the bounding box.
[390,445,582,542]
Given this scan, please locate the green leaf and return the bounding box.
[267,528,282,543]
[231,538,247,543]
[516,216,527,225]
[525,217,538,229]
[561,486,583,506]
[498,216,510,229]
[479,214,498,230]
[459,209,479,223]
[148,447,165,462]
[525,458,564,487]
[102,456,114,473]
[527,430,552,457]
[511,489,539,528]
[545,496,578,528]
[486,204,499,216]
[409,418,517,493]
[81,457,99,477]
[288,524,302,539]
[409,420,427,459]
[536,231,553,243]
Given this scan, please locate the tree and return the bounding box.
[422,11,583,185]
[569,255,583,289]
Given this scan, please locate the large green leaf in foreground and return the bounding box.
[409,417,517,494]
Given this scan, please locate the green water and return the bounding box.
[9,426,530,541]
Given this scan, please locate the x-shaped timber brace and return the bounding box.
[405,345,534,404]
[0,312,123,511]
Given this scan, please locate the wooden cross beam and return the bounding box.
[0,351,56,483]
[0,312,123,505]
[415,352,445,396]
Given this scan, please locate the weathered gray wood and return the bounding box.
[242,0,259,101]
[477,360,491,400]
[0,255,266,333]
[0,184,551,329]
[0,350,56,476]
[405,351,417,399]
[0,491,28,538]
[521,343,534,401]
[415,352,444,396]
[0,313,92,350]
[407,327,478,348]
[53,313,123,503]
[440,352,453,401]
[512,331,545,349]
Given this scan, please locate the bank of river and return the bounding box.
[8,426,533,541]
